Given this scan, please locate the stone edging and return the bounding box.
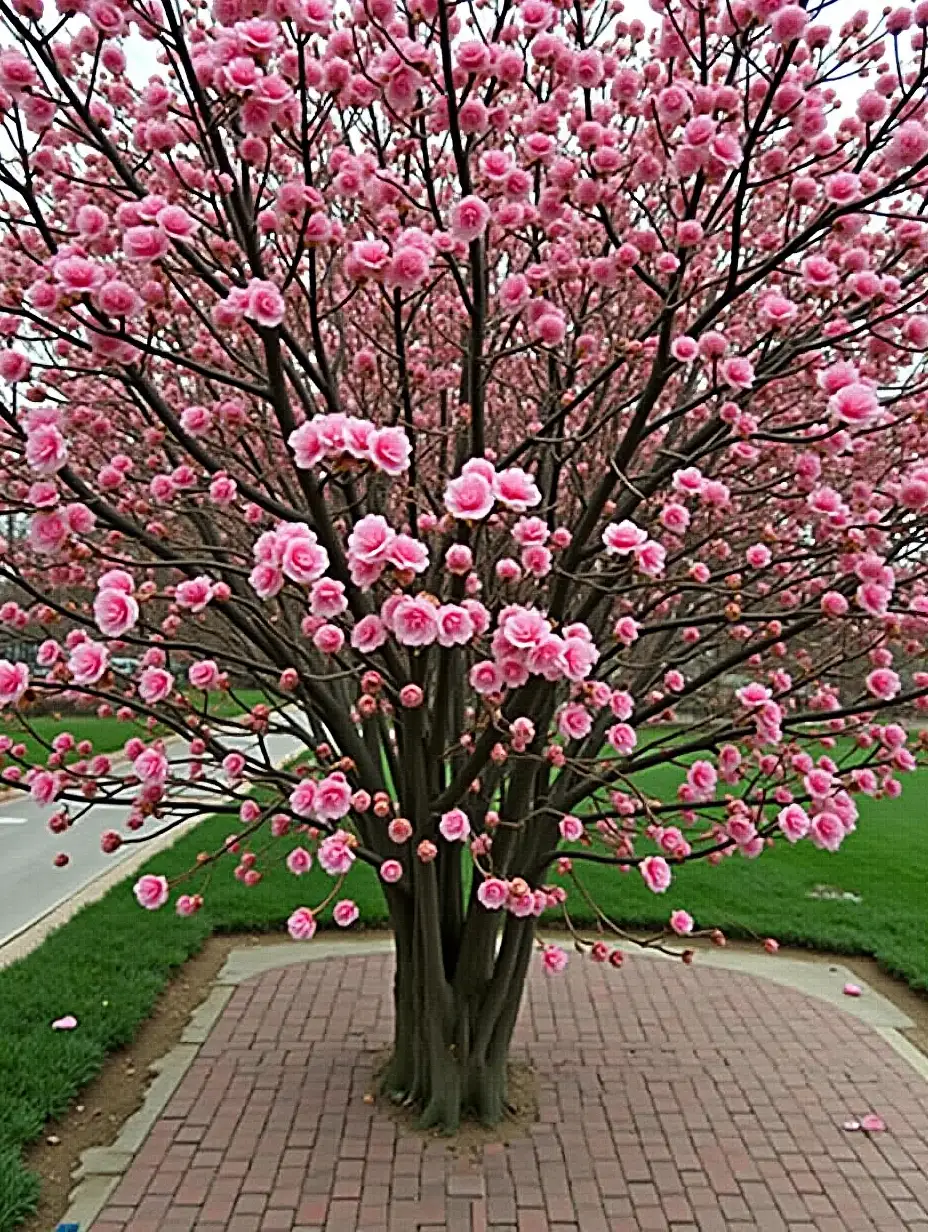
[61,937,928,1230]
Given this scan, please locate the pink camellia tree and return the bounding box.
[0,0,926,1129]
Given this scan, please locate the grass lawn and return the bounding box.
[0,755,926,1229]
[0,688,271,766]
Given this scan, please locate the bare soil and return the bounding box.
[368,1047,540,1156]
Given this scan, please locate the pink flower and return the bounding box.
[0,659,30,706]
[289,422,325,469]
[123,226,169,262]
[778,803,810,842]
[436,604,474,647]
[388,818,413,843]
[380,859,403,883]
[392,596,439,647]
[885,119,928,170]
[640,855,672,894]
[134,746,168,783]
[0,349,30,383]
[801,254,839,291]
[532,310,567,346]
[494,467,541,511]
[313,624,345,655]
[613,616,639,646]
[289,780,317,818]
[770,3,807,41]
[499,273,530,312]
[286,846,313,875]
[603,519,647,555]
[470,660,503,694]
[387,534,429,574]
[136,675,172,714]
[69,640,109,685]
[26,424,68,476]
[686,760,717,799]
[318,831,356,874]
[450,195,490,242]
[670,909,694,935]
[829,383,878,426]
[156,204,199,239]
[541,944,568,975]
[134,874,169,910]
[634,540,666,577]
[310,578,347,618]
[558,702,592,741]
[315,772,352,821]
[444,471,495,520]
[287,906,317,940]
[333,899,359,927]
[369,426,411,475]
[346,238,390,280]
[281,533,329,584]
[97,279,142,318]
[351,614,388,653]
[477,877,509,910]
[559,815,584,842]
[386,245,430,294]
[607,723,637,755]
[244,278,285,327]
[348,513,395,564]
[188,659,220,689]
[719,357,754,389]
[439,808,470,842]
[810,813,844,852]
[30,770,59,805]
[250,564,282,596]
[168,576,210,616]
[866,668,900,701]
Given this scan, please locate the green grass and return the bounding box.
[0,753,926,1230]
[0,688,271,766]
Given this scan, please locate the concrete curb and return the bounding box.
[62,935,928,1230]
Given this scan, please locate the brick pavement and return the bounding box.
[91,952,928,1231]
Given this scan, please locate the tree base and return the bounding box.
[374,1048,538,1140]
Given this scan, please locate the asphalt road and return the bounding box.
[0,718,310,948]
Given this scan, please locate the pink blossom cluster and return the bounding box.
[476,874,566,916]
[444,458,542,520]
[289,415,411,477]
[250,522,330,598]
[469,605,598,695]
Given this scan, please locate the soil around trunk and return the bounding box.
[369,1047,539,1155]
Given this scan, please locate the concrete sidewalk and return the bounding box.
[71,942,928,1231]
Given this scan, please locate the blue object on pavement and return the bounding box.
[56,1224,79,1231]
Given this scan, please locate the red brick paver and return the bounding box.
[91,953,928,1231]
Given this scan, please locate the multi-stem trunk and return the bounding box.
[381,867,536,1131]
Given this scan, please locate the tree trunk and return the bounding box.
[380,878,536,1131]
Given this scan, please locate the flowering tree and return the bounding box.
[0,0,927,1130]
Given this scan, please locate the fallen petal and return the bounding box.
[860,1113,886,1133]
[843,983,862,997]
[52,1015,78,1030]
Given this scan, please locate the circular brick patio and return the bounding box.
[91,952,928,1232]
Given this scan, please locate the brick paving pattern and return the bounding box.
[91,953,928,1231]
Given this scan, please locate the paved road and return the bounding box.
[0,717,311,947]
